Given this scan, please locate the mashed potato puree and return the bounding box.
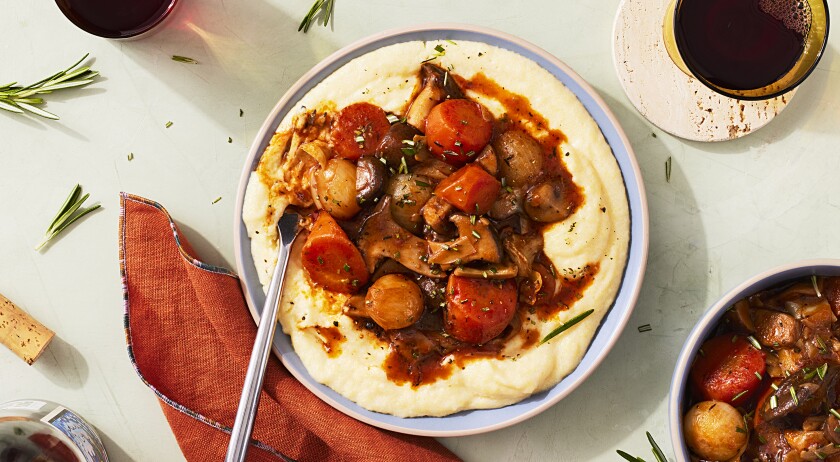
[242,40,630,417]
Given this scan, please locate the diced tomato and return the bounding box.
[434,164,501,215]
[301,212,369,293]
[444,276,517,344]
[689,335,766,407]
[330,102,391,160]
[425,99,493,166]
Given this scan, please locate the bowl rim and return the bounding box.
[668,258,840,457]
[232,22,649,436]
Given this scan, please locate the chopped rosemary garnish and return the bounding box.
[434,44,445,54]
[754,371,763,380]
[769,395,778,409]
[415,180,430,188]
[127,152,134,161]
[171,55,199,64]
[342,263,351,272]
[386,113,400,124]
[746,335,762,350]
[0,54,99,120]
[317,256,325,265]
[731,390,748,402]
[735,426,747,434]
[790,386,798,405]
[470,215,476,225]
[817,336,829,354]
[227,137,233,143]
[637,324,652,333]
[771,383,779,391]
[298,0,335,33]
[35,184,101,251]
[831,408,840,420]
[399,156,409,174]
[212,196,222,204]
[813,275,823,297]
[665,156,672,182]
[540,309,594,345]
[819,363,829,380]
[471,230,481,239]
[165,121,173,128]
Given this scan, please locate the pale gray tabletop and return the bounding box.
[1,1,839,460]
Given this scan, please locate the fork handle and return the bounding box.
[225,242,291,462]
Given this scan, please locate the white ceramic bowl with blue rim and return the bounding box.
[668,259,840,457]
[233,23,649,437]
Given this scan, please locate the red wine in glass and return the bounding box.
[55,0,177,39]
[674,0,809,91]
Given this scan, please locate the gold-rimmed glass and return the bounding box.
[663,0,829,100]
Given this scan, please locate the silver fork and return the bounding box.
[226,212,299,462]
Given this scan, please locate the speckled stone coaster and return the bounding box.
[612,0,796,142]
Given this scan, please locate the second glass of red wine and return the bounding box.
[55,0,178,39]
[663,0,829,100]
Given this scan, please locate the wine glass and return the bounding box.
[662,0,829,100]
[54,0,179,39]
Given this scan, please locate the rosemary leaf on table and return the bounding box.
[616,432,668,462]
[0,54,99,120]
[35,184,101,251]
[299,0,335,33]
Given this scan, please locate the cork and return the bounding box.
[0,293,55,365]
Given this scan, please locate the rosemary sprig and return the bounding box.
[540,309,594,344]
[35,184,101,250]
[616,432,668,462]
[0,54,98,120]
[171,55,199,64]
[299,0,335,33]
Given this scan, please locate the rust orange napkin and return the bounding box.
[119,193,460,462]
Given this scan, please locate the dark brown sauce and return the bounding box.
[461,72,568,151]
[313,326,345,357]
[535,263,599,320]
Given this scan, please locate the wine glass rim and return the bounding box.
[671,0,830,101]
[54,0,178,39]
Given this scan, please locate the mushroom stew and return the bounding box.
[288,63,597,387]
[683,276,840,461]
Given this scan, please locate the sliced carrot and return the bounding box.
[444,276,517,344]
[301,212,369,293]
[434,164,501,215]
[330,102,390,160]
[425,99,493,166]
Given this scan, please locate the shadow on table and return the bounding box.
[110,0,334,136]
[176,220,233,271]
[443,89,708,460]
[98,427,137,462]
[686,44,837,156]
[36,335,90,389]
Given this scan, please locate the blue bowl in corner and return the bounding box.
[668,259,840,458]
